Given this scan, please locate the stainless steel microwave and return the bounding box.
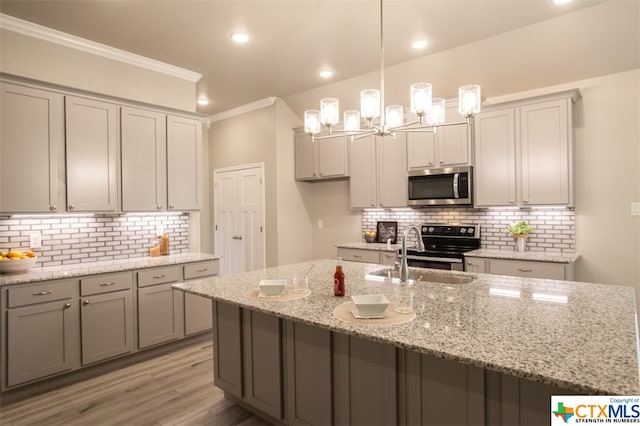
[407,166,473,206]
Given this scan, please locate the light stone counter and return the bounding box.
[466,248,580,263]
[174,258,639,395]
[0,252,220,286]
[335,242,402,252]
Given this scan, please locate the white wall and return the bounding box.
[0,29,196,112]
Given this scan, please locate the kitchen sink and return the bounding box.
[366,267,476,285]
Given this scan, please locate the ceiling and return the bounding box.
[0,0,608,115]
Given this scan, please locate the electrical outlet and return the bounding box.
[632,202,640,216]
[29,232,42,249]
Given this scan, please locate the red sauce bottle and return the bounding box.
[334,265,345,297]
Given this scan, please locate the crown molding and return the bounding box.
[0,13,202,83]
[209,97,278,122]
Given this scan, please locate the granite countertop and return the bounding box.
[0,252,220,286]
[174,258,638,395]
[466,249,580,263]
[336,242,402,252]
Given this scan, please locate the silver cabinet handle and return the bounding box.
[353,254,362,258]
[196,268,208,272]
[83,300,90,305]
[99,282,115,287]
[68,204,75,210]
[517,268,533,272]
[49,205,56,211]
[32,290,53,296]
[64,303,71,309]
[152,274,166,279]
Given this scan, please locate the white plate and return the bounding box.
[350,309,385,319]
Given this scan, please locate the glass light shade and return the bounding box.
[458,84,481,117]
[344,110,361,131]
[385,105,404,128]
[304,110,321,135]
[410,82,432,115]
[360,89,381,119]
[320,98,339,126]
[427,98,446,125]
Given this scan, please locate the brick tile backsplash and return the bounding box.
[362,207,575,253]
[0,213,190,267]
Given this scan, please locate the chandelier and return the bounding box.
[303,0,481,141]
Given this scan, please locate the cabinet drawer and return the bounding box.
[337,248,380,263]
[81,272,133,296]
[489,259,566,280]
[7,280,76,308]
[137,265,182,287]
[184,260,219,280]
[379,251,398,266]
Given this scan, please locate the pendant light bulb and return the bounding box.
[410,82,432,116]
[304,110,321,135]
[360,89,381,120]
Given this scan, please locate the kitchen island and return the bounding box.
[173,259,639,425]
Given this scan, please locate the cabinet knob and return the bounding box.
[509,200,515,204]
[169,204,174,209]
[49,205,56,211]
[428,161,434,165]
[523,199,529,204]
[371,204,375,207]
[467,261,472,265]
[64,303,71,309]
[157,205,162,210]
[83,300,90,305]
[439,160,444,164]
[68,204,75,210]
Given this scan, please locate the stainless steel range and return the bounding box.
[403,224,481,271]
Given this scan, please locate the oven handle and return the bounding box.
[405,255,463,264]
[453,173,460,199]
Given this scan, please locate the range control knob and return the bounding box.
[428,227,435,233]
[467,228,475,234]
[460,228,466,234]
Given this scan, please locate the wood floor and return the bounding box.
[0,341,267,425]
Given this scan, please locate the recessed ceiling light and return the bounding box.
[230,31,250,44]
[553,0,572,4]
[319,69,334,79]
[411,38,428,49]
[197,98,209,106]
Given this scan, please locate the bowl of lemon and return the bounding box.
[0,250,37,274]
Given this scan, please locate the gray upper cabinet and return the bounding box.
[350,134,407,209]
[65,96,118,212]
[407,104,471,169]
[294,129,349,180]
[0,83,64,214]
[167,115,202,211]
[474,90,578,208]
[120,107,167,212]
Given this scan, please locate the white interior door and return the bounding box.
[214,164,265,276]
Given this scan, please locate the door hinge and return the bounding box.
[260,226,263,232]
[215,224,218,231]
[259,177,263,185]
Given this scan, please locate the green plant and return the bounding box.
[507,221,534,235]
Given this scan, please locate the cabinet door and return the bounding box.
[167,115,202,211]
[474,108,517,207]
[184,293,212,336]
[406,131,436,169]
[333,334,398,425]
[7,299,75,387]
[137,283,183,349]
[520,99,571,206]
[121,107,167,212]
[377,134,408,208]
[294,131,316,180]
[317,136,349,178]
[65,96,117,212]
[436,105,470,167]
[0,83,64,214]
[81,290,134,365]
[286,321,332,425]
[213,301,243,398]
[349,135,377,208]
[465,257,486,273]
[242,309,284,420]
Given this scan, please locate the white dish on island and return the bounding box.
[351,294,389,318]
[258,279,287,296]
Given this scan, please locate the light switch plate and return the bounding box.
[29,232,42,249]
[632,202,640,216]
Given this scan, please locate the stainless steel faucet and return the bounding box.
[400,225,426,283]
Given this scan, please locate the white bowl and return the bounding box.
[258,279,286,296]
[0,256,37,274]
[351,294,390,317]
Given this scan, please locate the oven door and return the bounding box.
[405,255,464,271]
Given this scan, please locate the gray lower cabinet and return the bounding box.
[79,272,134,365]
[3,280,79,388]
[183,260,218,336]
[213,301,243,398]
[137,283,183,349]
